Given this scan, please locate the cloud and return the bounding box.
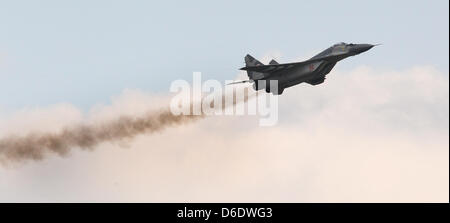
[0,65,448,202]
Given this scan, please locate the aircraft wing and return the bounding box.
[240,62,303,73]
[240,55,337,73]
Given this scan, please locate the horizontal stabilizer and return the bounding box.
[226,80,251,85]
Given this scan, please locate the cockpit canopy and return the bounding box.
[333,42,346,46]
[334,42,357,47]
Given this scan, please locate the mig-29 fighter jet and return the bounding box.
[234,42,378,95]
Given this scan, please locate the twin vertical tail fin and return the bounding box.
[244,54,265,80]
[244,54,264,67]
[228,54,264,85]
[269,59,279,65]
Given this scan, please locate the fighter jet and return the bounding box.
[235,42,378,95]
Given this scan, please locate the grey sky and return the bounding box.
[0,0,448,110]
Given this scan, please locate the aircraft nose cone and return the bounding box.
[354,44,374,54]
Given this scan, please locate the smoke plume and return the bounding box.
[0,87,255,164]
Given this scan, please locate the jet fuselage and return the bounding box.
[242,42,376,94]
